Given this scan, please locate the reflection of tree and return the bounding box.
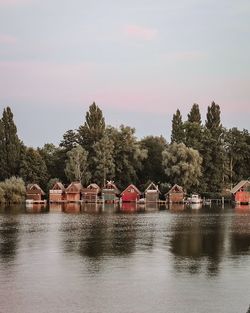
[230,214,250,255]
[0,214,19,263]
[170,213,225,276]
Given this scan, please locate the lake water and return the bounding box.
[0,203,250,313]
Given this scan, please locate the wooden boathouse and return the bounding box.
[121,184,141,202]
[231,180,250,204]
[166,184,184,203]
[145,182,160,202]
[26,184,45,201]
[102,181,119,203]
[49,181,65,202]
[81,183,100,203]
[65,182,83,202]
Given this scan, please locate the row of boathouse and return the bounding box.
[26,180,250,204]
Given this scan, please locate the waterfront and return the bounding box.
[0,203,249,313]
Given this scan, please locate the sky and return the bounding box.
[0,0,249,147]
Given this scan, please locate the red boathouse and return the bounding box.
[231,180,250,204]
[65,182,83,202]
[166,184,184,203]
[82,183,100,203]
[49,181,65,202]
[121,184,141,202]
[26,184,45,201]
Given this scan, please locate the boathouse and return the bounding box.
[49,181,65,202]
[82,183,100,203]
[166,184,184,203]
[26,184,45,201]
[231,180,250,204]
[65,182,83,202]
[145,182,160,202]
[102,181,119,202]
[121,184,141,202]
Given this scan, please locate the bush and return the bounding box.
[0,176,26,203]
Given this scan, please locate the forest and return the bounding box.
[0,102,250,202]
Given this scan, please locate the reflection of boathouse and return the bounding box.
[145,182,160,203]
[166,184,184,203]
[231,180,250,204]
[102,181,119,203]
[65,182,82,202]
[81,183,100,203]
[49,181,65,202]
[121,184,141,202]
[26,184,45,201]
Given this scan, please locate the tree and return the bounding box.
[60,129,78,152]
[78,102,105,149]
[19,147,49,189]
[92,135,115,186]
[184,103,203,151]
[187,103,201,124]
[0,176,26,203]
[0,107,21,179]
[106,125,147,189]
[65,145,91,185]
[139,136,167,186]
[201,102,224,192]
[162,142,202,191]
[171,109,184,143]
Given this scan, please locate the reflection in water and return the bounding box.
[0,217,19,263]
[230,211,250,255]
[26,203,48,213]
[170,212,225,276]
[62,202,81,213]
[49,203,62,213]
[169,203,185,212]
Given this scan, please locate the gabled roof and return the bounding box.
[121,184,141,195]
[65,182,83,192]
[26,183,45,195]
[145,182,160,194]
[231,180,250,194]
[167,184,184,194]
[87,183,100,191]
[103,180,119,191]
[51,181,65,191]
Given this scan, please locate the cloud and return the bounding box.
[123,24,158,41]
[0,34,17,45]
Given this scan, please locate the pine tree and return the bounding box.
[0,107,21,179]
[171,109,184,143]
[187,103,201,124]
[205,101,222,138]
[78,102,105,149]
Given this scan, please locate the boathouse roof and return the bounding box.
[51,181,65,191]
[121,184,141,195]
[166,184,184,194]
[231,180,250,194]
[145,182,160,194]
[26,183,45,195]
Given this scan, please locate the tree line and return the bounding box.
[0,102,249,202]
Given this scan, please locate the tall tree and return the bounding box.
[19,147,48,189]
[65,145,91,185]
[78,102,105,149]
[0,119,8,180]
[106,125,147,189]
[60,129,78,152]
[184,104,203,151]
[171,109,184,143]
[187,103,201,124]
[92,135,115,186]
[201,102,224,192]
[162,142,202,191]
[1,107,21,178]
[139,136,167,186]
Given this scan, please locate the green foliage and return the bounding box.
[139,136,167,187]
[92,134,115,187]
[78,102,105,149]
[19,147,49,189]
[0,107,21,179]
[205,101,222,138]
[0,176,26,203]
[65,145,91,185]
[60,130,78,152]
[187,103,201,124]
[162,142,202,191]
[171,109,184,144]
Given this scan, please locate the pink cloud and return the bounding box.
[0,34,17,45]
[123,24,158,41]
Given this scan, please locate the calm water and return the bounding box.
[0,203,250,313]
